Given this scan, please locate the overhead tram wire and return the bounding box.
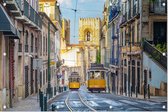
[60,2,102,39]
[73,0,78,39]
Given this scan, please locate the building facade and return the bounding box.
[79,18,101,82]
[0,0,42,110]
[118,0,167,97]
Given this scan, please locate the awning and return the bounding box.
[0,4,20,39]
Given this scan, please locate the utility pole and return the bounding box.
[47,22,51,99]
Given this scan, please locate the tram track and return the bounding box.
[65,91,96,112]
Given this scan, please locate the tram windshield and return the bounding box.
[89,71,105,79]
[69,78,80,82]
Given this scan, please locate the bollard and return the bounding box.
[148,84,150,99]
[136,86,138,98]
[43,95,47,111]
[40,92,44,111]
[144,85,146,99]
[131,86,132,97]
[51,104,56,111]
[40,91,44,111]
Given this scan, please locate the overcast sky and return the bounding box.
[58,0,105,44]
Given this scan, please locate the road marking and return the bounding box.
[103,100,122,106]
[119,100,138,105]
[87,101,99,107]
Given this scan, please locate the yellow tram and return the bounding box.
[69,72,80,90]
[87,63,108,92]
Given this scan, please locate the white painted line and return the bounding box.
[103,100,122,106]
[119,100,138,105]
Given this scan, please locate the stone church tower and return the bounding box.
[78,18,101,82]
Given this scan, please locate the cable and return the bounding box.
[74,0,78,42]
[60,7,102,12]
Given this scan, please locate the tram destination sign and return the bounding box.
[90,63,104,68]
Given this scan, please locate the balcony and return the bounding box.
[25,44,28,52]
[149,1,167,14]
[121,42,141,55]
[133,4,139,17]
[6,0,42,29]
[18,43,22,52]
[109,6,120,23]
[128,9,131,20]
[110,58,119,65]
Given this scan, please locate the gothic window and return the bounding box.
[86,31,91,41]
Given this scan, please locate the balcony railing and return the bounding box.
[7,0,42,29]
[29,5,35,22]
[23,0,29,17]
[121,14,127,24]
[128,9,131,19]
[133,5,137,16]
[143,40,167,70]
[110,58,119,66]
[25,45,28,52]
[18,43,22,52]
[15,0,22,10]
[149,1,167,14]
[109,6,120,22]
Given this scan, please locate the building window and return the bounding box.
[86,31,91,41]
[46,38,47,53]
[43,70,45,85]
[25,31,29,52]
[31,33,34,52]
[137,61,140,66]
[43,36,45,54]
[124,59,127,66]
[132,60,135,65]
[46,69,48,83]
[132,26,135,45]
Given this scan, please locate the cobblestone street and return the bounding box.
[6,95,40,111]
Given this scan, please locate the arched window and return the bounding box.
[25,31,28,52]
[86,31,90,41]
[31,33,34,52]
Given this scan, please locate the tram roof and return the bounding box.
[87,67,108,72]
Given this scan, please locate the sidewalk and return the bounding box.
[121,93,167,103]
[6,95,40,111]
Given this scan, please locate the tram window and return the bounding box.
[69,78,72,82]
[95,71,101,79]
[101,71,105,79]
[77,78,80,82]
[89,71,94,79]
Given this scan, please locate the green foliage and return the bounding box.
[155,43,167,53]
[56,60,63,68]
[96,50,101,64]
[149,0,157,3]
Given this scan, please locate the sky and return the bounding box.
[58,0,106,44]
